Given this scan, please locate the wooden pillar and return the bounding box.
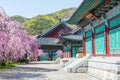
[83,37,86,56]
[92,32,95,56]
[49,52,52,61]
[65,51,67,58]
[50,52,52,61]
[66,51,67,58]
[64,51,66,58]
[51,53,53,61]
[67,50,69,58]
[105,18,110,57]
[70,49,72,58]
[105,27,110,56]
[67,50,68,58]
[64,51,65,58]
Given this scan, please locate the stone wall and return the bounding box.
[88,57,120,80]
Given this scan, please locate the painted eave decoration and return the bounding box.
[60,35,83,41]
[37,38,61,46]
[67,0,104,24]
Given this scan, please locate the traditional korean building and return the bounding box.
[59,28,83,58]
[37,21,72,61]
[67,0,120,80]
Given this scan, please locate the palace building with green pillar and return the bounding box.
[66,0,120,80]
[59,28,83,58]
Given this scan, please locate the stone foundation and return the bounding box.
[88,57,120,80]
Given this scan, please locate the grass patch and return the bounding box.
[0,62,26,71]
[0,64,15,72]
[12,62,26,66]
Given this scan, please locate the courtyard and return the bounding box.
[0,0,120,80]
[0,61,99,80]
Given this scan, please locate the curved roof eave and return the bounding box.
[67,0,104,24]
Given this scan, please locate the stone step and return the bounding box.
[63,54,91,73]
[77,67,88,73]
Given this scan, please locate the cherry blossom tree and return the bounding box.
[56,49,64,58]
[38,49,44,57]
[0,7,41,65]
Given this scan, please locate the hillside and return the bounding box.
[11,15,28,23]
[11,8,76,35]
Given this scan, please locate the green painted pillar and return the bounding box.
[72,47,76,58]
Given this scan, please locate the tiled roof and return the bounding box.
[37,38,61,45]
[61,27,82,36]
[60,35,83,41]
[71,27,82,34]
[37,21,72,38]
[67,0,104,24]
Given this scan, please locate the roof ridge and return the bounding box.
[40,22,62,37]
[37,21,73,38]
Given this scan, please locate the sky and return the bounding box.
[0,0,83,18]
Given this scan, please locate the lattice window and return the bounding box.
[86,38,92,54]
[109,27,120,54]
[95,34,105,54]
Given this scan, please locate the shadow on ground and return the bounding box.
[0,66,57,80]
[0,72,46,80]
[13,66,58,72]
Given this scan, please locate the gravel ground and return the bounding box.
[0,61,99,80]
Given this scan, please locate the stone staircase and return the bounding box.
[62,54,91,73]
[60,58,76,68]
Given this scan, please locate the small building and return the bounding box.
[67,0,120,80]
[37,21,72,61]
[59,28,83,58]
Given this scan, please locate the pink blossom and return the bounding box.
[0,7,41,62]
[56,49,64,58]
[38,49,45,56]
